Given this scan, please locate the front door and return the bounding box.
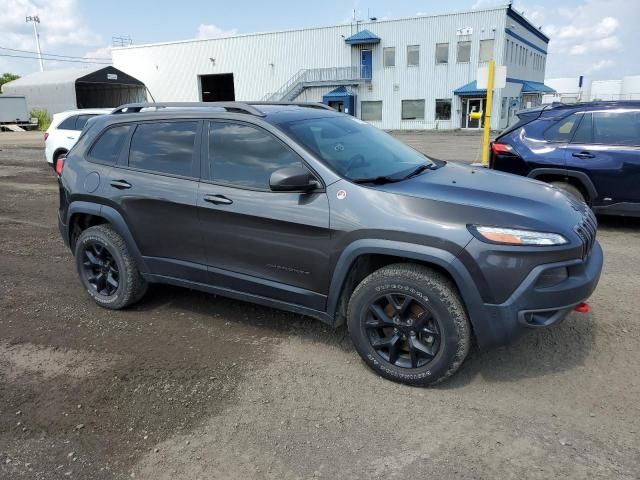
[328,101,344,112]
[361,50,372,80]
[198,120,331,311]
[463,98,484,128]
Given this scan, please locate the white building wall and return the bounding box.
[112,6,546,130]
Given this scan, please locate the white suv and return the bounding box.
[45,109,112,168]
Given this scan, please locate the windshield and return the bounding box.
[278,115,435,181]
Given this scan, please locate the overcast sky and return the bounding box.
[1,0,638,80]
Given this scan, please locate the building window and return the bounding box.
[457,41,471,63]
[435,99,451,120]
[435,43,449,64]
[401,100,425,120]
[383,47,395,67]
[479,39,494,62]
[361,101,383,121]
[407,45,420,67]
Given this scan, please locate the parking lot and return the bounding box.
[0,130,638,479]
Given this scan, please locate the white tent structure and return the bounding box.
[2,66,147,115]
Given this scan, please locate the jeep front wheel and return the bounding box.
[347,264,471,386]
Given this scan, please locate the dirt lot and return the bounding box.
[0,131,638,479]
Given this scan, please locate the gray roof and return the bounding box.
[3,66,104,88]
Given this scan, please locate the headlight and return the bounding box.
[469,225,568,246]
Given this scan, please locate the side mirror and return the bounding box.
[270,166,317,192]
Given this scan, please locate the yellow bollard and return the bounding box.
[481,59,495,165]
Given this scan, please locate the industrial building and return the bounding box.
[112,4,554,130]
[544,75,640,104]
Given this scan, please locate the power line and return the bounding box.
[0,53,112,64]
[0,45,111,61]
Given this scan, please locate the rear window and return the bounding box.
[88,125,132,165]
[128,121,198,177]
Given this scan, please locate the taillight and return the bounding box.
[491,142,513,155]
[44,132,49,141]
[55,157,65,176]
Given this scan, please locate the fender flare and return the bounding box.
[326,239,496,344]
[528,168,598,201]
[66,201,148,273]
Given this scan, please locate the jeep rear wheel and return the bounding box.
[347,264,471,386]
[75,225,147,309]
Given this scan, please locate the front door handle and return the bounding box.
[110,180,132,189]
[204,194,233,205]
[572,151,595,159]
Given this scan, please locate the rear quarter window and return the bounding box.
[57,115,78,130]
[88,125,133,165]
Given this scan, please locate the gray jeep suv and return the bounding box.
[57,102,603,386]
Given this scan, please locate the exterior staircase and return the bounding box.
[262,66,369,101]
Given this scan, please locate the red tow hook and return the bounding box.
[574,302,590,313]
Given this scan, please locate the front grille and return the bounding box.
[574,208,597,258]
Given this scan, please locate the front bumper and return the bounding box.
[479,241,603,347]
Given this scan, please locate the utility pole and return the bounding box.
[26,15,44,72]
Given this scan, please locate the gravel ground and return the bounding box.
[0,131,638,479]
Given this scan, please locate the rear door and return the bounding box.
[197,120,331,311]
[565,110,640,204]
[105,120,206,281]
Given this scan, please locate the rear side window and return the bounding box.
[208,122,302,189]
[129,121,198,176]
[592,111,640,146]
[75,114,97,131]
[89,125,132,165]
[58,115,78,130]
[571,113,592,144]
[543,113,581,142]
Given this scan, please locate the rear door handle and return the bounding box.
[572,151,595,159]
[204,194,233,205]
[110,180,132,189]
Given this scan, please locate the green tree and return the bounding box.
[0,73,20,91]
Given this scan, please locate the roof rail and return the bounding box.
[248,102,335,111]
[111,102,267,117]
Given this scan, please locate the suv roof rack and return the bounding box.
[111,101,335,116]
[111,102,267,117]
[549,100,640,109]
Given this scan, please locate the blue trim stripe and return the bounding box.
[507,7,550,43]
[505,29,547,55]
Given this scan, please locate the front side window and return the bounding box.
[401,100,425,120]
[479,39,494,62]
[435,99,452,120]
[128,121,197,176]
[278,116,434,181]
[435,43,449,64]
[89,125,132,165]
[383,47,396,67]
[592,111,640,146]
[457,41,471,63]
[209,122,302,189]
[407,45,420,66]
[361,101,383,121]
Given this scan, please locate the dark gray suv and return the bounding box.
[57,102,603,386]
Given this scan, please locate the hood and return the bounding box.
[375,162,584,233]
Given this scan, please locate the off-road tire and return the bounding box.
[74,225,147,310]
[347,263,471,386]
[550,181,586,204]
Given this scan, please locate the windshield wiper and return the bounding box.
[403,163,437,179]
[351,175,401,185]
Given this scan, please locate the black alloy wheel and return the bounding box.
[81,241,120,297]
[365,293,442,369]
